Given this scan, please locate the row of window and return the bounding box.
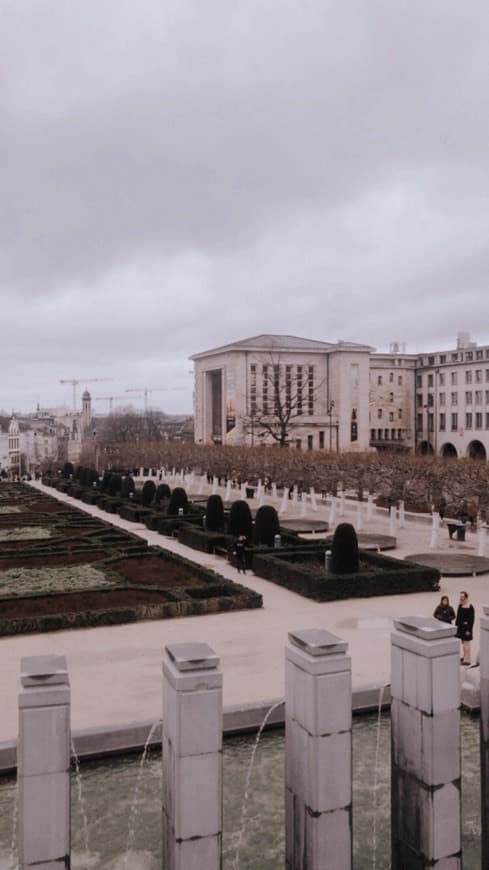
[376,373,404,386]
[418,349,489,366]
[375,408,403,421]
[249,364,315,417]
[417,391,489,407]
[417,412,489,432]
[417,369,489,388]
[370,429,404,441]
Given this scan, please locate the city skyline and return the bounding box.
[3,1,489,414]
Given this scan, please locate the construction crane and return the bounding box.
[93,396,127,413]
[59,377,112,411]
[125,387,183,413]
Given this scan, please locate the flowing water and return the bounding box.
[0,713,482,869]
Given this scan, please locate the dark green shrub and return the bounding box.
[254,505,280,547]
[108,473,122,497]
[62,462,74,479]
[121,476,136,499]
[141,480,157,506]
[101,471,111,492]
[205,494,225,532]
[87,469,99,487]
[331,523,359,574]
[228,500,253,540]
[155,483,171,504]
[168,487,188,516]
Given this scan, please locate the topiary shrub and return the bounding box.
[121,476,135,499]
[254,505,280,547]
[141,480,157,507]
[101,471,111,492]
[205,494,225,532]
[62,462,74,479]
[155,483,171,504]
[168,487,189,516]
[330,523,359,574]
[87,469,99,488]
[228,500,253,540]
[108,473,122,497]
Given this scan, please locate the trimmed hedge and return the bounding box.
[178,525,232,554]
[251,549,440,601]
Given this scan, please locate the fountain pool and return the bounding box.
[0,712,481,870]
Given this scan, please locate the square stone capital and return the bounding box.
[20,655,69,688]
[286,643,351,677]
[289,628,348,657]
[391,630,458,659]
[163,657,222,693]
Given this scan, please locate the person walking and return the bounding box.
[455,591,475,665]
[433,595,456,624]
[233,534,248,574]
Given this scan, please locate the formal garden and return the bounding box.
[0,483,262,637]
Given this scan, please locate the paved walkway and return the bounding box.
[0,481,487,744]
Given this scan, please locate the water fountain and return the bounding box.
[5,615,489,868]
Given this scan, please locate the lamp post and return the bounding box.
[327,400,335,451]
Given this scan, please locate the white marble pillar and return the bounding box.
[391,617,461,869]
[355,501,363,532]
[398,500,406,527]
[285,629,352,870]
[429,512,439,550]
[271,482,278,500]
[18,655,71,870]
[480,606,489,865]
[224,480,231,501]
[366,494,374,522]
[162,642,223,870]
[389,505,397,536]
[328,497,337,528]
[310,487,318,512]
[338,493,345,516]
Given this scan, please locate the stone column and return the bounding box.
[480,606,489,865]
[366,494,374,521]
[389,505,397,536]
[18,655,71,870]
[162,643,223,870]
[285,629,352,870]
[279,487,289,516]
[391,617,461,869]
[429,512,439,550]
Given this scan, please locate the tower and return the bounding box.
[82,390,92,431]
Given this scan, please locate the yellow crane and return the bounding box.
[59,377,112,411]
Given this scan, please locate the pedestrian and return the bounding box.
[433,595,455,624]
[455,591,475,665]
[233,534,248,574]
[438,496,447,521]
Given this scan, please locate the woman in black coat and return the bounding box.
[433,595,456,624]
[456,591,475,665]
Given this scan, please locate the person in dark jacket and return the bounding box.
[456,591,475,665]
[433,595,456,624]
[233,535,248,574]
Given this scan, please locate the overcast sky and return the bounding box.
[2,0,489,416]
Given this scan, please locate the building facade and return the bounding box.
[192,332,489,460]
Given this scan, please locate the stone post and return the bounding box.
[162,643,223,870]
[285,629,352,870]
[224,480,231,501]
[310,487,318,511]
[18,655,71,870]
[389,505,397,536]
[271,482,278,500]
[355,500,363,532]
[398,499,406,527]
[391,617,461,868]
[328,497,337,528]
[366,494,374,521]
[480,606,489,865]
[429,512,439,550]
[279,487,289,516]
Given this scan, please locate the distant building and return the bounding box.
[191,334,374,451]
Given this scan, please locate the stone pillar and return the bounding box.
[162,643,223,870]
[366,494,374,521]
[279,487,289,516]
[478,525,488,557]
[480,606,489,865]
[355,501,363,532]
[328,497,337,528]
[389,505,397,536]
[391,617,461,869]
[398,499,406,527]
[224,480,231,501]
[18,655,71,870]
[285,629,352,870]
[310,487,318,511]
[429,512,439,550]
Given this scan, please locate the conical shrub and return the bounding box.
[330,522,359,574]
[228,500,253,539]
[168,487,188,516]
[254,505,280,547]
[205,494,225,532]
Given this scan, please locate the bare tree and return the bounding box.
[241,354,325,448]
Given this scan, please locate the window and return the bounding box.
[377,408,382,419]
[262,364,269,414]
[296,366,303,415]
[377,375,383,385]
[307,366,314,415]
[378,429,383,439]
[476,369,483,383]
[465,391,473,404]
[384,429,389,440]
[416,413,423,431]
[439,392,445,405]
[389,411,394,421]
[466,351,473,361]
[486,369,489,382]
[428,374,434,387]
[428,356,435,366]
[398,409,403,419]
[486,413,489,430]
[466,412,473,429]
[439,373,445,386]
[451,372,458,385]
[389,392,394,402]
[451,353,459,362]
[427,393,434,407]
[451,393,458,405]
[439,413,446,431]
[440,354,446,364]
[370,429,375,441]
[486,390,489,404]
[416,393,423,407]
[307,434,313,450]
[466,370,472,384]
[398,375,403,386]
[273,365,280,415]
[451,413,458,431]
[416,375,422,388]
[295,439,302,450]
[476,412,483,429]
[389,372,394,382]
[476,390,482,404]
[477,350,483,360]
[250,365,257,415]
[319,431,325,448]
[428,413,434,432]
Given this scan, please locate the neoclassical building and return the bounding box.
[191,334,374,451]
[192,332,489,460]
